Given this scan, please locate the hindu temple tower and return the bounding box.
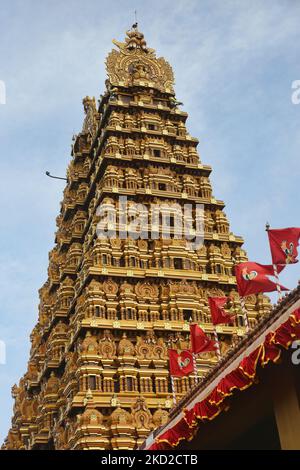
[3,26,270,450]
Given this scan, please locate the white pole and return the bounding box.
[273,263,283,301]
[192,352,199,383]
[213,328,222,360]
[171,376,177,405]
[240,297,250,332]
[266,222,282,302]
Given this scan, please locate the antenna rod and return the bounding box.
[45,171,68,182]
[132,9,138,29]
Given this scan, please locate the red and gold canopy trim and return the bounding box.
[148,308,300,450]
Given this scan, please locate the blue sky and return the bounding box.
[0,0,299,443]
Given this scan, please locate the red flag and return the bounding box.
[190,324,216,354]
[168,349,194,377]
[208,297,234,325]
[235,262,288,297]
[268,227,300,265]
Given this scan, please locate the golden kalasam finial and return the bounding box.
[125,28,148,52]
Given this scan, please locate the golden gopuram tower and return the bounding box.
[3,26,271,450]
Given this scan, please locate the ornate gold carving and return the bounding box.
[110,405,133,425]
[106,28,174,93]
[132,396,153,431]
[98,329,116,358]
[152,405,169,428]
[118,333,135,356]
[135,281,158,299]
[80,331,99,354]
[82,96,98,138]
[103,278,118,296]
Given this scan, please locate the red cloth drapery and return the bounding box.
[147,307,300,450]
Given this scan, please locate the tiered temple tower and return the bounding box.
[3,26,271,450]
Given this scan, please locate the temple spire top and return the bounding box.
[106,25,175,93]
[123,25,149,52]
[133,8,138,28]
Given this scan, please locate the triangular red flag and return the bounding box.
[268,227,300,265]
[190,324,216,354]
[168,349,194,377]
[235,262,288,297]
[208,297,234,325]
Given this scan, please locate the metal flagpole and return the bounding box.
[192,353,199,383]
[171,376,177,405]
[213,328,222,360]
[265,222,282,301]
[240,297,250,332]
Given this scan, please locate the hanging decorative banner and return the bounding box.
[190,324,216,354]
[267,227,300,265]
[235,261,288,297]
[168,349,194,377]
[208,297,234,325]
